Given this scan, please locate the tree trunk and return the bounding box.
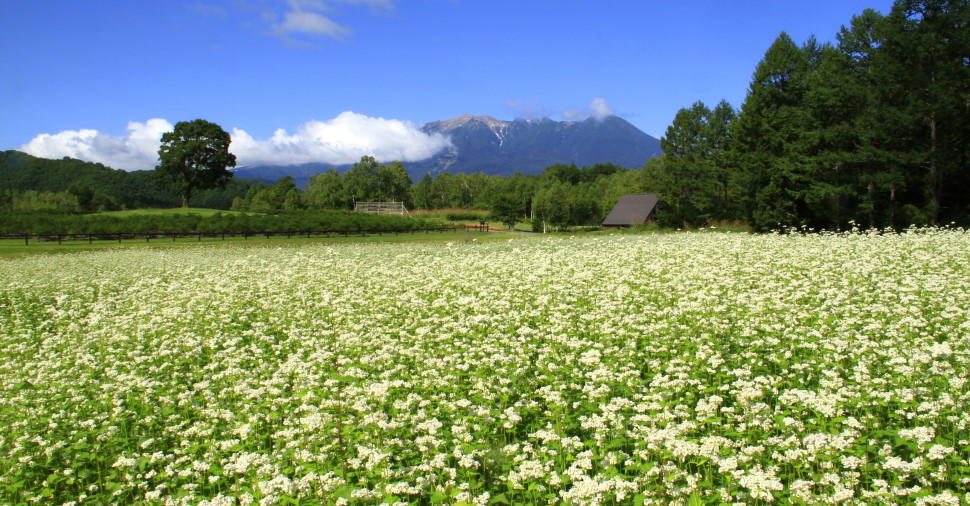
[181,193,190,208]
[889,184,897,228]
[928,111,939,225]
[867,181,875,229]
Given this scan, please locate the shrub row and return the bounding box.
[0,211,440,236]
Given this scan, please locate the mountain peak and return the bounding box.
[415,113,662,177]
[431,114,509,131]
[236,114,663,184]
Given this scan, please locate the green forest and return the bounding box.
[652,2,968,231]
[2,1,967,233]
[0,150,253,212]
[229,158,643,232]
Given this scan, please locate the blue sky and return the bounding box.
[1,0,895,170]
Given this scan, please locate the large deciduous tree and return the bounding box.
[305,169,350,210]
[489,193,521,230]
[156,119,236,208]
[344,155,382,204]
[376,161,413,205]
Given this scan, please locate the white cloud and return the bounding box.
[20,112,451,170]
[20,119,173,171]
[561,108,587,121]
[270,0,394,41]
[505,98,550,119]
[336,0,395,10]
[273,10,349,38]
[589,97,614,120]
[230,111,452,166]
[553,97,617,122]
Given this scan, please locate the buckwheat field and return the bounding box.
[1,230,968,505]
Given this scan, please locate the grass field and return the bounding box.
[0,229,967,504]
[408,209,533,233]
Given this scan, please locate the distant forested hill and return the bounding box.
[0,150,254,210]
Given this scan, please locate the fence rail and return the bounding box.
[1,227,460,246]
[353,201,408,215]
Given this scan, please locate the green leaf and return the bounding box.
[334,485,352,500]
[489,492,509,504]
[688,491,704,506]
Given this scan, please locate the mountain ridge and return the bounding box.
[233,114,662,186]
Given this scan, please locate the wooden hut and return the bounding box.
[602,193,658,227]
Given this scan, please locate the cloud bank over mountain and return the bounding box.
[20,119,174,172]
[506,97,617,122]
[230,112,451,167]
[19,112,451,171]
[562,97,615,121]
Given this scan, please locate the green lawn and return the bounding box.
[446,218,534,233]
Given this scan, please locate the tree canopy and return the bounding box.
[156,119,237,208]
[651,0,969,231]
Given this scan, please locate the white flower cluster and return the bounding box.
[1,229,968,504]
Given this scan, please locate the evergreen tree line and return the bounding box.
[0,211,440,236]
[651,0,968,231]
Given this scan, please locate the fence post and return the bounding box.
[88,234,93,245]
[24,234,28,246]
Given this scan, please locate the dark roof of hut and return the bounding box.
[602,193,658,226]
